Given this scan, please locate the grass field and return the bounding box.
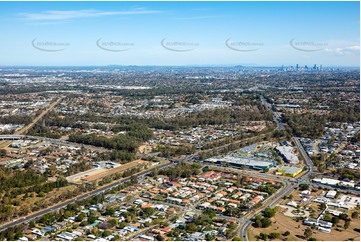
[248,208,360,241]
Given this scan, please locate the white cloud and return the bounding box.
[18,9,162,21]
[324,45,360,56]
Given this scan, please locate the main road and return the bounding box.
[0,162,174,232]
[239,174,296,241]
[206,163,298,241]
[15,97,64,135]
[0,97,307,235]
[293,137,316,175]
[0,134,108,152]
[239,180,297,241]
[260,95,286,130]
[239,136,314,240]
[0,97,63,149]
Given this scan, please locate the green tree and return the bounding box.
[304,228,312,240]
[103,230,112,237]
[344,219,351,230]
[202,166,211,172]
[311,223,316,230]
[143,207,155,217]
[108,218,118,227]
[254,215,263,228]
[88,216,98,224]
[155,234,164,241]
[264,207,276,218]
[332,216,339,226]
[228,222,238,230]
[283,231,290,236]
[323,212,332,222]
[339,213,349,221]
[203,208,216,218]
[186,223,197,233]
[351,211,359,219]
[77,212,86,221]
[105,207,115,216]
[259,232,268,240]
[0,149,7,157]
[205,233,215,241]
[261,217,272,228]
[269,232,280,239]
[112,235,120,241]
[118,221,128,229]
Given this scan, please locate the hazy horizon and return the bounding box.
[0,1,359,66]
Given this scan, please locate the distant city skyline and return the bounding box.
[0,1,359,66]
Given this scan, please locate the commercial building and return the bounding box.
[275,144,299,164]
[312,178,355,189]
[278,166,303,177]
[205,156,274,170]
[337,195,360,209]
[276,104,301,108]
[325,190,337,199]
[303,218,332,229]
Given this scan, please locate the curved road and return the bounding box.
[0,138,315,238]
[239,179,296,241]
[239,136,314,240]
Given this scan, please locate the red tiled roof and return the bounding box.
[141,203,153,209]
[229,199,240,204]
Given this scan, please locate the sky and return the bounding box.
[0,1,359,67]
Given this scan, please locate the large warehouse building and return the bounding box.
[205,156,274,170]
[275,144,299,164]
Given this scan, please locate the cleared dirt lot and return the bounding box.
[66,167,107,183]
[80,160,151,182]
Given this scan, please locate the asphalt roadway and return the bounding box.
[260,95,286,131]
[0,162,174,232]
[3,135,351,240]
[239,136,314,240]
[0,134,108,152]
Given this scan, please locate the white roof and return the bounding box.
[208,156,273,167]
[276,145,299,164]
[326,190,337,196]
[313,178,355,188]
[94,238,108,242]
[287,201,298,207]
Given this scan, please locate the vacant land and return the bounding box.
[66,167,107,183]
[80,159,152,182]
[248,211,360,241]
